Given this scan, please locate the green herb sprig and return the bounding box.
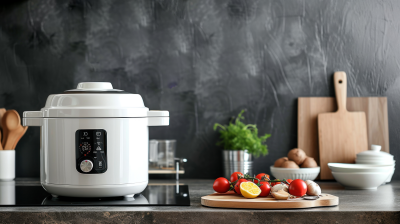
[213,110,271,157]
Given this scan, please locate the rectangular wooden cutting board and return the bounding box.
[201,192,338,209]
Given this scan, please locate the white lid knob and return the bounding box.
[371,144,382,152]
[77,82,113,90]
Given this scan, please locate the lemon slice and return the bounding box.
[240,182,261,198]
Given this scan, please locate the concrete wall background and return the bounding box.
[0,0,399,179]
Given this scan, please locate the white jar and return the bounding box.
[355,145,395,183]
[23,82,169,198]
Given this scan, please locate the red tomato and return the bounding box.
[255,173,270,184]
[288,179,307,197]
[258,181,271,197]
[285,179,293,185]
[230,172,244,183]
[213,177,230,193]
[271,179,282,187]
[234,179,248,195]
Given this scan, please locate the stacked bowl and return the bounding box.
[355,145,395,182]
[329,145,395,190]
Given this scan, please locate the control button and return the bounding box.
[95,160,105,169]
[83,132,88,136]
[80,160,93,173]
[96,146,101,151]
[96,132,101,136]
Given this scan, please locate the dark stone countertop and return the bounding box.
[0,179,399,223]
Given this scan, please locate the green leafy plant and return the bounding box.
[213,110,271,157]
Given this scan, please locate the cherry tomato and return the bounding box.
[271,179,282,187]
[288,179,307,197]
[234,179,248,195]
[258,181,271,197]
[230,172,244,183]
[285,179,293,185]
[255,173,270,184]
[213,177,230,193]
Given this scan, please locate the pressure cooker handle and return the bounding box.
[22,111,43,127]
[147,111,169,126]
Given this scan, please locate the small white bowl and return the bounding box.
[355,159,395,165]
[270,166,320,181]
[328,163,394,173]
[331,171,390,190]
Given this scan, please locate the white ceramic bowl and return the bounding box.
[328,163,394,173]
[331,171,390,190]
[270,166,320,181]
[355,159,395,165]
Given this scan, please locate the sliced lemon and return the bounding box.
[240,182,261,199]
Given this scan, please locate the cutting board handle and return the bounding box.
[334,71,347,113]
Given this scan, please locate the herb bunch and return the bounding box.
[213,110,271,157]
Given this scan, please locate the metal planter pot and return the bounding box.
[222,150,253,178]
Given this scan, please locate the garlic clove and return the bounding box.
[305,180,321,196]
[272,190,290,200]
[271,183,289,193]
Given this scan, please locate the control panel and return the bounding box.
[75,129,107,174]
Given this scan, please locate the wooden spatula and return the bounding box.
[317,72,368,179]
[2,110,25,150]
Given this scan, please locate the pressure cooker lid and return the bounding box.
[36,82,159,118]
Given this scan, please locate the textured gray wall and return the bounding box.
[0,0,399,180]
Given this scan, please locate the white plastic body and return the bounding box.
[21,82,169,197]
[28,118,152,197]
[0,150,15,181]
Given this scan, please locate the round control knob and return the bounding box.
[80,160,93,173]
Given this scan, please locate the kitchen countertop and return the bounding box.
[0,179,399,223]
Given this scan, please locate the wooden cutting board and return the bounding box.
[317,72,369,180]
[201,192,339,209]
[298,97,389,170]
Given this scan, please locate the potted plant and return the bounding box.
[213,110,271,178]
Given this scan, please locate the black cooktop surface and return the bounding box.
[0,183,190,206]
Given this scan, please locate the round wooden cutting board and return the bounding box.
[201,192,339,209]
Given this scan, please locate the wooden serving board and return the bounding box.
[201,192,338,209]
[318,72,369,180]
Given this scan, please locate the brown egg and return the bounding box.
[274,157,289,167]
[287,148,307,165]
[281,160,300,169]
[301,157,318,168]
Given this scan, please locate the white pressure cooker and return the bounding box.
[22,82,169,198]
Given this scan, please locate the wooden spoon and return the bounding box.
[1,109,10,147]
[0,108,6,130]
[0,130,3,150]
[12,126,28,149]
[2,110,25,150]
